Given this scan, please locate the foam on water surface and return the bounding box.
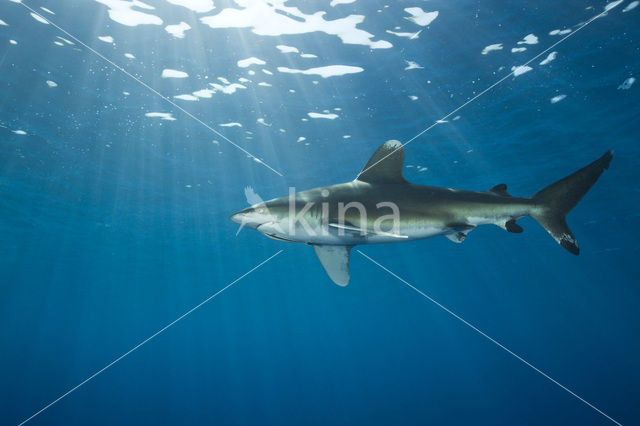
[145,112,176,120]
[166,0,214,13]
[237,57,266,68]
[278,65,364,78]
[481,43,502,55]
[200,1,392,50]
[404,8,438,27]
[95,0,162,26]
[540,51,557,65]
[511,65,533,77]
[165,22,191,38]
[308,112,339,119]
[30,12,49,24]
[161,69,188,78]
[404,61,423,70]
[276,45,299,53]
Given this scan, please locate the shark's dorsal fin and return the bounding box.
[356,140,408,184]
[488,183,512,197]
[313,245,352,286]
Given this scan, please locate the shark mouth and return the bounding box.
[257,223,297,243]
[259,233,297,243]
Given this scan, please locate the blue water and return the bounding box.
[1,0,639,425]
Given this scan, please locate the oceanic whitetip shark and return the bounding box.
[231,141,612,286]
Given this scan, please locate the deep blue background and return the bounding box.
[1,0,638,425]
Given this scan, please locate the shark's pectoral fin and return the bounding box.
[356,140,408,184]
[313,245,353,286]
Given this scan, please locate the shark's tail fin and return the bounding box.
[530,150,613,255]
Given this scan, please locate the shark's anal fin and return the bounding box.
[356,140,408,184]
[488,183,512,197]
[313,245,353,286]
[505,219,523,233]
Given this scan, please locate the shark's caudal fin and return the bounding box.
[531,150,613,255]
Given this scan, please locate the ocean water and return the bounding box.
[1,0,639,425]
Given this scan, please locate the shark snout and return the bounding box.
[229,208,247,225]
[230,205,272,229]
[230,207,255,227]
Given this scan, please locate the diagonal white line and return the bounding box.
[18,250,284,426]
[17,2,284,177]
[357,250,622,426]
[358,4,620,179]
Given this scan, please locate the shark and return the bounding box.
[231,140,612,286]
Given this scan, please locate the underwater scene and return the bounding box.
[1,0,639,425]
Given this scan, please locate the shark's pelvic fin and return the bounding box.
[356,140,408,184]
[313,245,353,286]
[444,223,475,243]
[531,150,613,255]
[445,231,468,243]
